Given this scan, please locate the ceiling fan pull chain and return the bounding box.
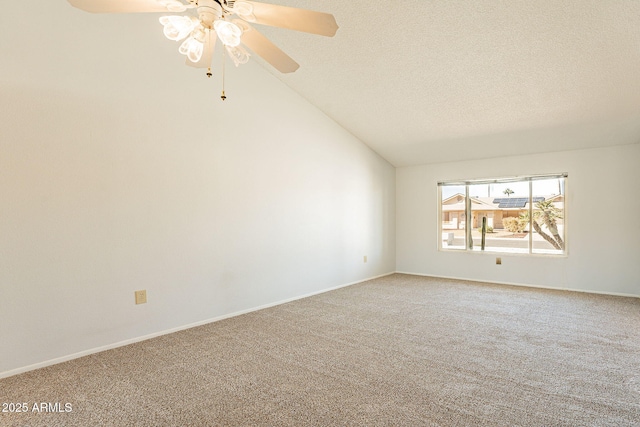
[220,44,227,101]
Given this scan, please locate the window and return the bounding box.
[439,174,566,255]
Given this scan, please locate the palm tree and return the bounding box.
[520,200,564,250]
[503,188,514,197]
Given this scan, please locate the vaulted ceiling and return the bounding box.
[6,1,640,167]
[257,0,640,166]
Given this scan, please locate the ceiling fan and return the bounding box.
[67,0,338,98]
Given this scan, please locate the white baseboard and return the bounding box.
[395,271,640,299]
[0,272,395,380]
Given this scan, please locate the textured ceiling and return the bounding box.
[6,1,640,167]
[254,0,640,166]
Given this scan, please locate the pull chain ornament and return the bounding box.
[220,44,227,100]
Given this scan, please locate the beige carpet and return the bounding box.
[2,274,639,426]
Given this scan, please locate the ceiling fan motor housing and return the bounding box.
[196,0,222,28]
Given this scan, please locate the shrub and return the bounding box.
[503,217,526,233]
[477,225,494,233]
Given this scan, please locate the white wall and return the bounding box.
[0,3,395,376]
[396,143,640,297]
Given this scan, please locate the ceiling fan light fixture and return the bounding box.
[233,1,256,22]
[159,15,196,41]
[232,19,251,33]
[157,0,188,13]
[225,44,250,67]
[68,0,338,81]
[213,20,242,47]
[191,25,207,43]
[179,36,204,62]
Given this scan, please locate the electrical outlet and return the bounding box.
[135,290,147,305]
[496,257,502,265]
[364,255,367,263]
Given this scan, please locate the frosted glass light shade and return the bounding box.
[179,36,204,62]
[226,45,250,67]
[158,0,187,13]
[214,20,242,47]
[159,15,196,41]
[233,1,256,22]
[191,25,207,43]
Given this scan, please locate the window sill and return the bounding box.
[439,246,567,258]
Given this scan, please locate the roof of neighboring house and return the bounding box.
[442,194,564,211]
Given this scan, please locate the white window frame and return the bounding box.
[438,173,568,256]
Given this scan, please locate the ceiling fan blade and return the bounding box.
[241,1,338,37]
[186,30,217,69]
[67,0,171,13]
[237,22,299,73]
